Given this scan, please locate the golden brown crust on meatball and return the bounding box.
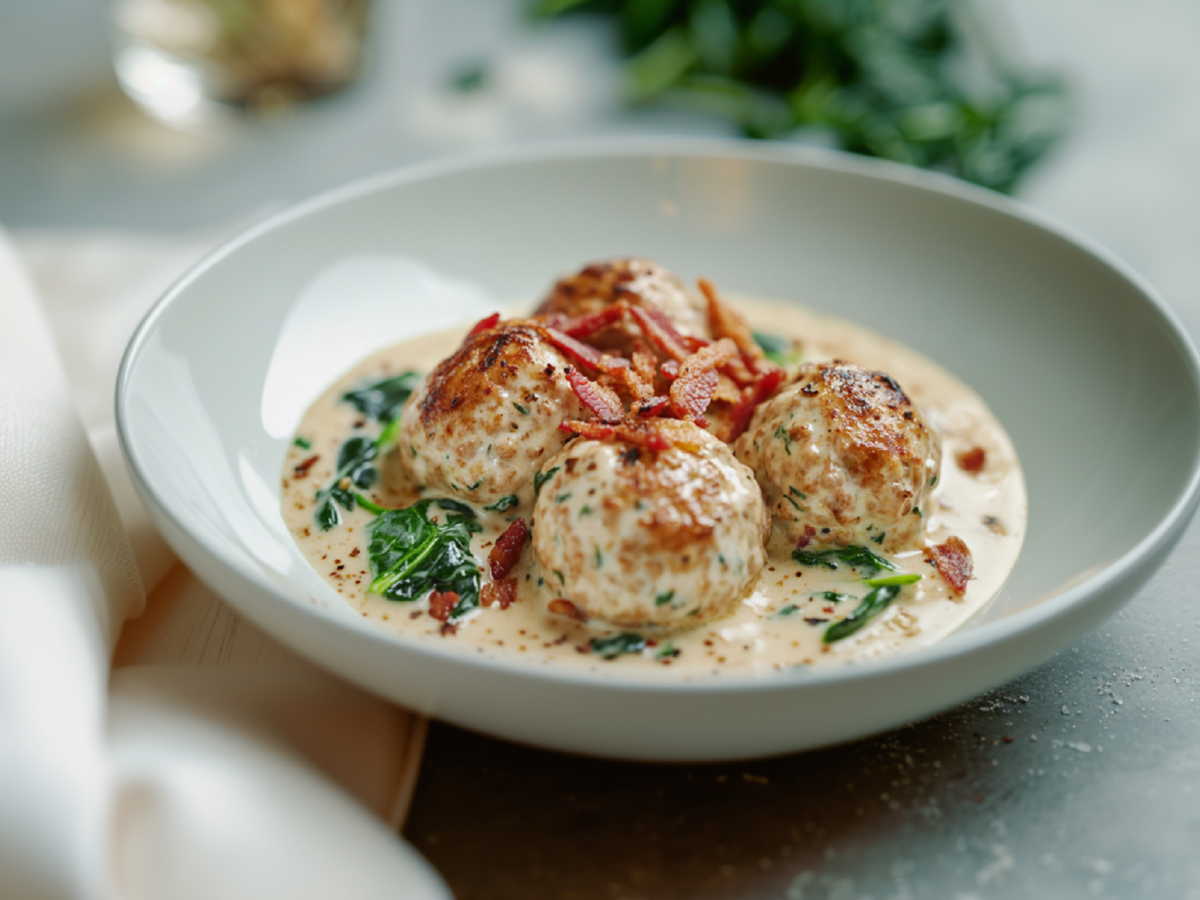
[535,258,711,344]
[532,423,768,629]
[397,321,588,512]
[733,360,941,552]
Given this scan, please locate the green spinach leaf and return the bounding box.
[792,544,897,576]
[366,499,481,620]
[341,372,422,423]
[590,632,648,659]
[314,436,379,530]
[753,331,803,365]
[823,583,902,644]
[533,0,1068,194]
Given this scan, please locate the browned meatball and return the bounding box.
[733,361,941,552]
[396,320,588,516]
[531,421,768,630]
[534,258,711,351]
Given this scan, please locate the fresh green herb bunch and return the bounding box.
[532,0,1067,193]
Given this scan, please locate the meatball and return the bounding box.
[396,320,588,515]
[733,361,940,552]
[531,421,768,630]
[534,258,711,349]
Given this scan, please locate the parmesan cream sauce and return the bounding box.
[281,296,1026,678]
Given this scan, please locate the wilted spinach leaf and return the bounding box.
[366,499,481,620]
[753,331,803,366]
[533,0,1068,194]
[823,583,902,644]
[315,436,379,531]
[589,632,648,659]
[341,372,422,423]
[792,544,897,576]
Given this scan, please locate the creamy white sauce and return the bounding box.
[281,295,1026,679]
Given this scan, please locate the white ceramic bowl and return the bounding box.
[117,140,1200,761]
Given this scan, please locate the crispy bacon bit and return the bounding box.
[489,518,529,580]
[542,326,631,373]
[723,366,786,442]
[428,590,460,622]
[956,446,987,473]
[565,367,625,423]
[721,354,759,388]
[698,277,761,358]
[635,395,670,417]
[481,577,517,609]
[628,306,693,361]
[548,598,587,621]
[630,344,658,379]
[670,367,720,421]
[926,536,973,595]
[559,419,673,451]
[670,338,738,421]
[292,455,320,478]
[615,364,655,402]
[467,312,501,337]
[660,359,680,380]
[562,303,628,339]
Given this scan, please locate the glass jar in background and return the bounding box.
[109,0,370,126]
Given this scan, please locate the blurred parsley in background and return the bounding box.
[531,0,1068,193]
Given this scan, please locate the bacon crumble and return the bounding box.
[926,536,973,595]
[489,518,529,580]
[428,590,460,622]
[956,446,987,473]
[481,577,517,609]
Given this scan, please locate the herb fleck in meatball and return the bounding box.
[532,421,768,630]
[733,361,940,552]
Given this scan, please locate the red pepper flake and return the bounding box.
[467,312,501,337]
[481,577,517,609]
[489,518,528,580]
[956,446,987,473]
[564,367,625,423]
[428,590,460,622]
[926,535,973,595]
[292,455,320,478]
[548,598,587,621]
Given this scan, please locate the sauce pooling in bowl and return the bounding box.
[281,261,1026,678]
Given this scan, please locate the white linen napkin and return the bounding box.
[0,229,449,900]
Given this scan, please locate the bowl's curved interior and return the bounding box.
[117,142,1200,760]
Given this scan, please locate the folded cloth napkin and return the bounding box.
[0,229,449,900]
